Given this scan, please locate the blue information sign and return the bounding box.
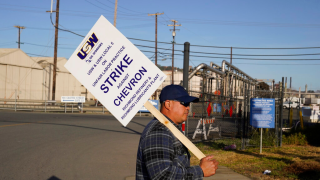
[250,98,275,128]
[139,100,159,112]
[217,103,222,113]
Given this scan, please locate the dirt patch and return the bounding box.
[285,161,320,174]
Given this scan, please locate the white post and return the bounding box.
[81,103,83,113]
[260,128,263,154]
[15,89,17,112]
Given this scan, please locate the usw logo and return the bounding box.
[77,33,99,60]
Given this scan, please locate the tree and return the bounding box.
[258,82,270,90]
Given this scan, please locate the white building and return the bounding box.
[0,48,94,102]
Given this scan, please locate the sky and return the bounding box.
[1,0,320,90]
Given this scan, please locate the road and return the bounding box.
[0,111,151,180]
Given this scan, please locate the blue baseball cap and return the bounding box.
[159,84,199,103]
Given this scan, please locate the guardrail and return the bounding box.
[0,98,108,114]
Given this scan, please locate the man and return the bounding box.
[136,84,218,180]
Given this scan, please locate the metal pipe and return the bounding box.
[210,62,221,69]
[188,63,225,81]
[191,62,250,85]
[221,60,257,83]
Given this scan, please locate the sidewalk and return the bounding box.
[203,166,251,180]
[125,165,251,180]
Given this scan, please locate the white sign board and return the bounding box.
[65,16,166,126]
[61,96,85,103]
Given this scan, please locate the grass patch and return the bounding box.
[190,141,320,180]
[282,132,308,146]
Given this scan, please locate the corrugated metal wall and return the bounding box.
[0,49,95,101]
[0,65,6,98]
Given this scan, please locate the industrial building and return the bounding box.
[0,48,94,102]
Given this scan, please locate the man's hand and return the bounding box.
[199,155,219,177]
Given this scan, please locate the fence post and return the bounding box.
[65,103,66,113]
[241,83,247,150]
[183,42,190,137]
[72,104,73,113]
[279,77,285,147]
[275,83,280,147]
[260,128,263,154]
[81,103,83,113]
[15,89,17,112]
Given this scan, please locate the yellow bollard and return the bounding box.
[299,110,304,129]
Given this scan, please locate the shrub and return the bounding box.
[282,132,307,145]
[283,124,320,146]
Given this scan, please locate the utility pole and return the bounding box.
[285,77,287,99]
[230,47,233,64]
[148,12,163,66]
[290,77,292,90]
[113,0,118,27]
[52,0,60,100]
[14,26,25,49]
[168,20,181,84]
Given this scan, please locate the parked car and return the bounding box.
[283,101,300,109]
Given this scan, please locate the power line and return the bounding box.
[22,42,75,49]
[189,51,320,56]
[26,53,50,57]
[3,3,320,29]
[103,0,148,14]
[188,54,320,60]
[95,0,146,15]
[129,37,320,49]
[189,44,320,49]
[233,63,320,65]
[3,3,320,28]
[49,14,85,37]
[136,44,320,57]
[8,23,318,51]
[128,37,179,45]
[176,18,320,28]
[134,44,181,51]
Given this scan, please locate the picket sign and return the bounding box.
[192,118,221,140]
[64,15,205,160]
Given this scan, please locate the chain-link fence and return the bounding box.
[187,90,244,142]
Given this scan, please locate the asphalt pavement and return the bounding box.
[0,110,251,180]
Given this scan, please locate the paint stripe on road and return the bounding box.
[0,121,43,128]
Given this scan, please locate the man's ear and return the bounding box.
[163,100,171,110]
